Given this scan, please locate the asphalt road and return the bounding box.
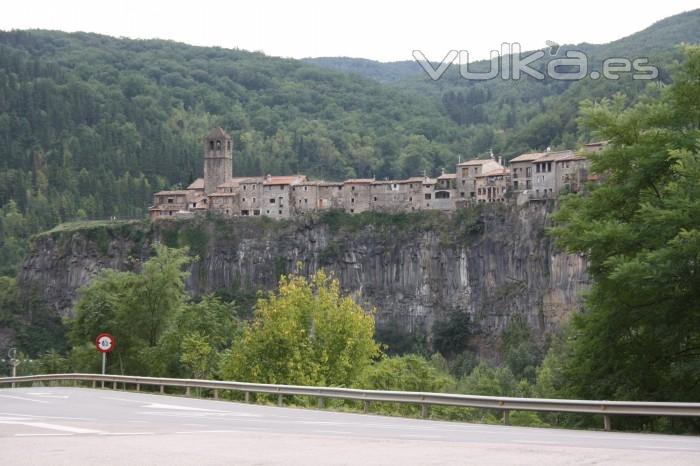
[0,387,698,465]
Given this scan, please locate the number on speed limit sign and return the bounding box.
[95,333,115,353]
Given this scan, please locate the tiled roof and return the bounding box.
[205,127,231,140]
[208,192,238,197]
[532,150,575,162]
[477,167,510,177]
[509,152,547,163]
[154,190,190,196]
[555,153,587,162]
[187,178,204,190]
[263,175,306,185]
[458,158,500,166]
[344,178,375,184]
[437,173,457,179]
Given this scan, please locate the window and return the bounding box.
[435,191,450,199]
[526,167,532,177]
[243,185,246,190]
[167,198,174,204]
[373,197,377,201]
[242,198,246,202]
[216,140,221,150]
[351,186,355,191]
[425,193,432,200]
[270,198,276,204]
[350,209,354,213]
[242,210,249,216]
[227,141,231,150]
[209,141,214,150]
[278,210,282,215]
[460,192,465,198]
[304,186,308,192]
[409,197,412,202]
[351,198,355,203]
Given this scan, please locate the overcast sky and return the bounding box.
[1,1,698,62]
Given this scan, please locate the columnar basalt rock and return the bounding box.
[19,204,587,357]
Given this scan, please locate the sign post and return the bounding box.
[95,333,115,388]
[8,348,19,388]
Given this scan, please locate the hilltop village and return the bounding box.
[149,128,605,219]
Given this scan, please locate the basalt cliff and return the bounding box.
[18,204,588,356]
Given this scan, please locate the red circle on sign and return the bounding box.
[95,333,116,353]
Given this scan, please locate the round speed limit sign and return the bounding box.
[95,333,116,353]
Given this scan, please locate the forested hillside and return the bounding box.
[0,10,698,277]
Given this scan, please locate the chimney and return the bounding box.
[498,156,503,166]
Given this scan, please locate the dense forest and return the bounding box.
[0,10,698,433]
[0,10,698,277]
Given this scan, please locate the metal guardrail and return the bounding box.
[2,373,699,431]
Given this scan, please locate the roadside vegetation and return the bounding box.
[1,36,699,435]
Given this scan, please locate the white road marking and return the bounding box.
[98,432,154,436]
[175,430,249,434]
[0,421,103,434]
[15,433,73,437]
[516,440,559,445]
[25,392,69,399]
[0,394,49,404]
[143,402,228,412]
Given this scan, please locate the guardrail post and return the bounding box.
[421,404,429,419]
[160,385,164,394]
[213,389,218,400]
[363,400,370,413]
[136,383,140,392]
[245,392,250,403]
[113,381,117,390]
[502,409,510,426]
[603,414,611,431]
[92,380,96,389]
[186,386,191,397]
[277,394,283,407]
[318,397,325,409]
[101,380,105,389]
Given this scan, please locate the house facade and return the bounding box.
[149,128,597,220]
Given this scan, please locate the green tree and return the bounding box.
[221,270,381,386]
[551,46,700,407]
[69,244,192,374]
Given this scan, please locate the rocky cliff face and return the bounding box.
[19,204,588,357]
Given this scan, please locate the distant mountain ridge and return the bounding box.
[305,9,700,83]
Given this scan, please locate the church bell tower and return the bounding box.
[203,127,233,194]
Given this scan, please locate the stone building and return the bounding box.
[342,179,373,213]
[203,128,233,195]
[475,167,510,203]
[509,152,543,193]
[456,158,503,202]
[149,128,596,220]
